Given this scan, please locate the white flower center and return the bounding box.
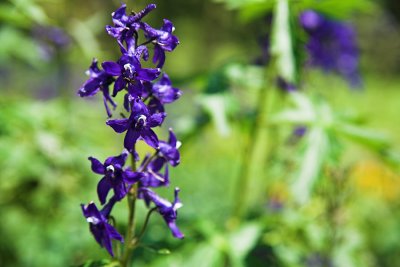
[86,216,100,225]
[123,64,133,73]
[106,165,115,172]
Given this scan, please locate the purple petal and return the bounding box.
[153,45,166,68]
[102,61,121,76]
[159,73,172,85]
[168,129,177,147]
[88,157,105,174]
[127,81,144,98]
[141,128,159,148]
[147,112,166,127]
[78,79,100,97]
[130,4,156,22]
[123,170,144,184]
[101,228,114,257]
[124,128,140,151]
[161,19,174,33]
[136,68,161,82]
[106,118,129,133]
[131,98,148,115]
[81,202,103,219]
[97,176,112,205]
[113,76,126,96]
[105,151,128,167]
[105,223,124,243]
[113,180,128,201]
[168,221,184,239]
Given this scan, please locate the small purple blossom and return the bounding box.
[106,4,156,44]
[158,129,181,167]
[81,202,123,256]
[151,74,182,104]
[106,98,166,150]
[139,187,184,239]
[102,55,160,97]
[89,150,144,204]
[141,20,179,67]
[78,59,116,117]
[139,156,170,187]
[299,10,362,87]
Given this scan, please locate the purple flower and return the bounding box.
[106,3,156,44]
[141,20,179,67]
[151,74,182,104]
[78,59,116,117]
[102,55,160,97]
[139,156,170,187]
[106,98,166,151]
[158,129,181,167]
[89,150,143,204]
[139,187,184,239]
[81,202,123,257]
[299,10,362,87]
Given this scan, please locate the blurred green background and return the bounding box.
[1,0,400,266]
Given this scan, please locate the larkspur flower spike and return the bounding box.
[79,2,184,258]
[299,10,362,87]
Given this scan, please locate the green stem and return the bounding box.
[231,75,271,220]
[136,207,157,242]
[120,156,138,267]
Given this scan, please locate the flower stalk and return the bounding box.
[78,3,184,265]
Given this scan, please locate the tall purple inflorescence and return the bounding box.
[78,2,183,258]
[299,10,362,88]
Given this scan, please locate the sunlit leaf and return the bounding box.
[291,127,329,204]
[227,222,263,267]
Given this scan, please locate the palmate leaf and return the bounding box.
[271,91,395,203]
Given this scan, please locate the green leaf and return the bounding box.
[227,222,262,267]
[335,123,390,150]
[75,259,114,267]
[270,92,315,125]
[197,94,233,136]
[184,242,225,267]
[291,127,329,204]
[213,0,269,10]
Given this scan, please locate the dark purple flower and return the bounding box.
[78,59,116,117]
[106,3,156,44]
[81,202,123,257]
[299,10,362,87]
[102,55,160,97]
[89,150,143,204]
[151,74,182,104]
[106,98,166,151]
[158,129,181,167]
[141,20,179,67]
[139,156,170,187]
[139,187,184,239]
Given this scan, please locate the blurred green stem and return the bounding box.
[231,70,272,220]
